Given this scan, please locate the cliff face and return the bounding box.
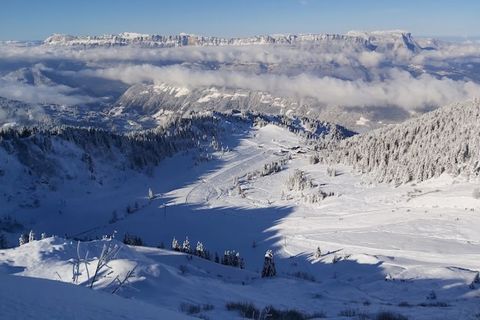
[43,31,422,52]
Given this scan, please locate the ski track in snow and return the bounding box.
[1,124,480,319]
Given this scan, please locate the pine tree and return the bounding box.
[195,241,205,258]
[182,237,191,253]
[314,246,322,259]
[261,250,276,278]
[19,233,28,246]
[28,230,35,242]
[171,237,180,251]
[123,233,143,246]
[221,250,244,268]
[148,188,154,200]
[41,232,47,240]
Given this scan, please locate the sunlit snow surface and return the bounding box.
[1,124,480,319]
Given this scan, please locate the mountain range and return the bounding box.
[43,30,427,52]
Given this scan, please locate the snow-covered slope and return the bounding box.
[0,272,190,320]
[1,118,480,319]
[113,82,415,132]
[346,30,422,52]
[320,99,480,183]
[113,83,318,118]
[0,97,51,128]
[0,114,351,242]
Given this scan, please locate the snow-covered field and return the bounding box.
[2,123,480,319]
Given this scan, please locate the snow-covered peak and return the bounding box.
[346,29,410,38]
[347,30,422,52]
[43,33,76,44]
[41,31,426,51]
[118,32,151,39]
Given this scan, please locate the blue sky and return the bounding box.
[1,0,479,40]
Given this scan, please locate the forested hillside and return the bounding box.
[319,99,480,183]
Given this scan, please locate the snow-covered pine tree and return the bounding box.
[222,250,230,265]
[285,169,314,191]
[261,249,276,278]
[171,237,180,251]
[320,100,480,183]
[41,232,47,240]
[196,241,205,258]
[148,188,154,200]
[182,237,191,253]
[19,233,28,246]
[28,230,35,242]
[314,246,322,259]
[221,250,244,268]
[123,233,144,246]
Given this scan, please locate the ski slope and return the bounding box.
[1,123,480,319]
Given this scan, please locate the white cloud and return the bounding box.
[82,64,480,110]
[0,79,98,106]
[1,37,480,111]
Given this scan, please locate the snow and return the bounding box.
[3,24,480,319]
[347,30,410,38]
[153,83,190,97]
[7,29,480,133]
[1,120,480,318]
[119,32,151,40]
[175,87,191,97]
[0,272,191,320]
[323,99,480,183]
[41,30,422,52]
[355,116,370,126]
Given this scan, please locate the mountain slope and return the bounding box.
[320,99,480,183]
[113,83,317,118]
[2,114,480,319]
[113,83,409,132]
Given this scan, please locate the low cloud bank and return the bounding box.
[0,79,98,106]
[1,37,480,110]
[85,64,480,110]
